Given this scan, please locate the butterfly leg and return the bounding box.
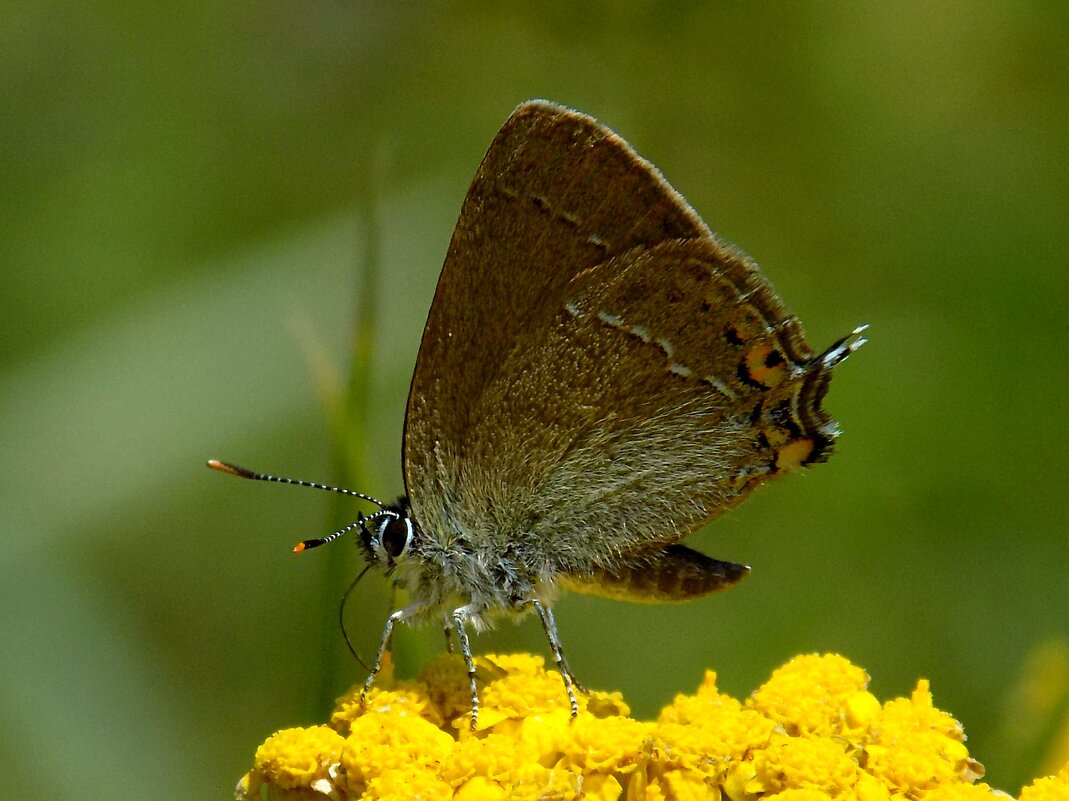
[450,605,480,729]
[362,603,423,705]
[533,600,581,717]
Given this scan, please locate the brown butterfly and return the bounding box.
[210,100,864,728]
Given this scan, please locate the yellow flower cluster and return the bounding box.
[235,652,1069,801]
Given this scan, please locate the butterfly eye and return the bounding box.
[377,514,413,561]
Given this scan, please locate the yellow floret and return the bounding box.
[440,731,531,786]
[560,713,651,774]
[239,725,345,799]
[333,684,445,732]
[845,690,883,729]
[847,771,891,801]
[748,653,871,737]
[470,653,579,729]
[657,670,777,766]
[338,708,455,792]
[514,708,575,766]
[583,772,626,801]
[722,760,763,801]
[361,764,453,800]
[659,768,718,801]
[507,762,582,800]
[1018,761,1069,801]
[454,774,506,801]
[863,680,983,794]
[752,731,859,796]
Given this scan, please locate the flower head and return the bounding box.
[235,652,1048,801]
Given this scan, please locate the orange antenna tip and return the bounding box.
[207,459,241,476]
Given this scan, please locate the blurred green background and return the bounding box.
[3,3,1067,799]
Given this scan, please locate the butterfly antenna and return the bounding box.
[295,517,372,553]
[206,460,388,507]
[207,459,387,552]
[339,564,374,671]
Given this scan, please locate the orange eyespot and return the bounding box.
[744,344,788,388]
[775,438,815,472]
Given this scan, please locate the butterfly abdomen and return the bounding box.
[561,544,749,603]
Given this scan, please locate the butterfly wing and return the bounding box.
[403,101,847,584]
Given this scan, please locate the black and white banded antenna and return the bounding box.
[206,459,387,553]
[207,458,382,671]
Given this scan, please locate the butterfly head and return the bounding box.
[358,499,416,570]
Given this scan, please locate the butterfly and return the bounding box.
[210,100,864,728]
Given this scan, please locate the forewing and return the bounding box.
[404,101,709,527]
